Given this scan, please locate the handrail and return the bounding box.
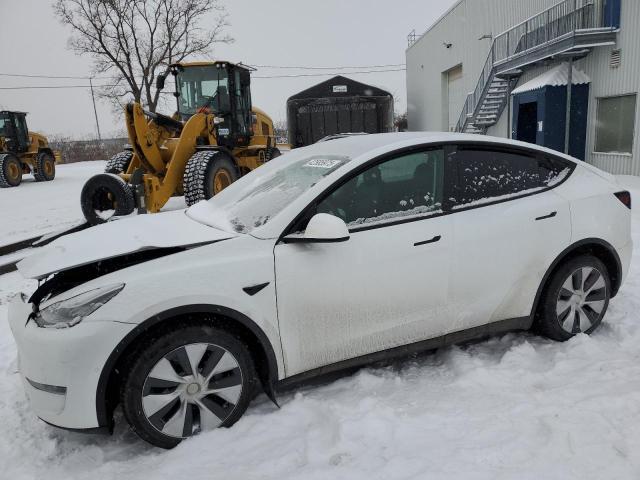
[456,0,609,132]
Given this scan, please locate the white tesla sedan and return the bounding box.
[9,133,632,448]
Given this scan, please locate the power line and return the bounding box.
[0,84,120,90]
[249,63,406,70]
[0,72,93,80]
[0,63,407,81]
[0,68,406,90]
[254,68,406,79]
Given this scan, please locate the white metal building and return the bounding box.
[406,0,639,175]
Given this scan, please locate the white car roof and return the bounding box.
[210,132,612,239]
[295,131,575,163]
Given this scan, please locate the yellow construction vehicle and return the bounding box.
[0,111,57,187]
[80,61,281,224]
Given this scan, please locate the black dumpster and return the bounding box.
[287,76,394,148]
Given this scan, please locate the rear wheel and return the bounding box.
[121,324,257,449]
[80,173,134,225]
[33,151,56,182]
[183,150,238,206]
[0,153,22,187]
[105,151,133,174]
[536,255,611,341]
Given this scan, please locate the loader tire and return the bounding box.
[265,147,281,161]
[105,151,133,174]
[183,150,238,206]
[33,151,56,182]
[0,153,22,187]
[81,173,135,225]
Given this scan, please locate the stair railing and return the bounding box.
[456,0,608,132]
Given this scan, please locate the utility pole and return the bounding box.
[564,59,573,154]
[89,77,102,142]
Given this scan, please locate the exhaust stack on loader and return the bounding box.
[81,61,281,225]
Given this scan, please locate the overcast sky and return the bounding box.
[0,0,455,139]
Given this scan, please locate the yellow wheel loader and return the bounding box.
[81,61,281,224]
[0,111,58,188]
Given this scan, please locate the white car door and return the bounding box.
[446,146,573,332]
[274,147,454,377]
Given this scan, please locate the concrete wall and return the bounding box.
[407,0,639,175]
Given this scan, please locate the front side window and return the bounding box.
[176,65,230,118]
[595,94,637,154]
[317,149,444,227]
[450,148,571,208]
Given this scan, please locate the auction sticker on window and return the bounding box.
[304,158,344,169]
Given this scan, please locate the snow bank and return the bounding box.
[0,180,639,479]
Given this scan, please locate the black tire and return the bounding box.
[121,323,257,449]
[265,147,281,161]
[33,151,56,182]
[183,150,238,206]
[80,173,135,225]
[105,151,133,174]
[0,153,22,187]
[535,255,611,341]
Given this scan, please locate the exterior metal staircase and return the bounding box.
[456,0,619,134]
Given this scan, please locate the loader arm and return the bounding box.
[141,111,214,213]
[125,103,173,175]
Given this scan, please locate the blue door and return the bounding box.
[604,0,621,28]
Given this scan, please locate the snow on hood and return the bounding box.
[18,210,236,279]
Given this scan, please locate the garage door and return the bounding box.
[447,65,464,132]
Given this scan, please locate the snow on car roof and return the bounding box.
[296,131,572,162]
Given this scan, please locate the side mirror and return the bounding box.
[283,213,350,244]
[156,73,166,91]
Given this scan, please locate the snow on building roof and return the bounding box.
[511,63,591,95]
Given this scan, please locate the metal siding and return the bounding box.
[407,0,639,174]
[580,0,640,175]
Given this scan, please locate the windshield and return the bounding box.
[187,154,351,233]
[176,65,229,119]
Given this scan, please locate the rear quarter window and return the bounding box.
[450,147,573,209]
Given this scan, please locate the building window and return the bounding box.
[595,94,637,154]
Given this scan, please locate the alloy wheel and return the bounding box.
[556,267,607,334]
[142,343,243,439]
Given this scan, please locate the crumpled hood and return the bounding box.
[18,210,236,279]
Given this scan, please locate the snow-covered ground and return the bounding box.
[0,172,639,479]
[0,161,185,246]
[0,162,105,245]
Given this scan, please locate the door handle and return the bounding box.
[414,235,441,247]
[535,211,557,221]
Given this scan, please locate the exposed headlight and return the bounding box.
[36,284,125,329]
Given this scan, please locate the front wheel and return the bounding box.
[536,255,611,341]
[34,151,56,182]
[183,151,238,206]
[121,324,257,449]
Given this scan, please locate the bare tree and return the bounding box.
[54,0,232,112]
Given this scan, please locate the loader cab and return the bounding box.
[0,111,30,153]
[171,61,253,148]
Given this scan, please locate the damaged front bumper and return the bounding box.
[8,294,133,431]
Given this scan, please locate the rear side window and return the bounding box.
[450,148,572,208]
